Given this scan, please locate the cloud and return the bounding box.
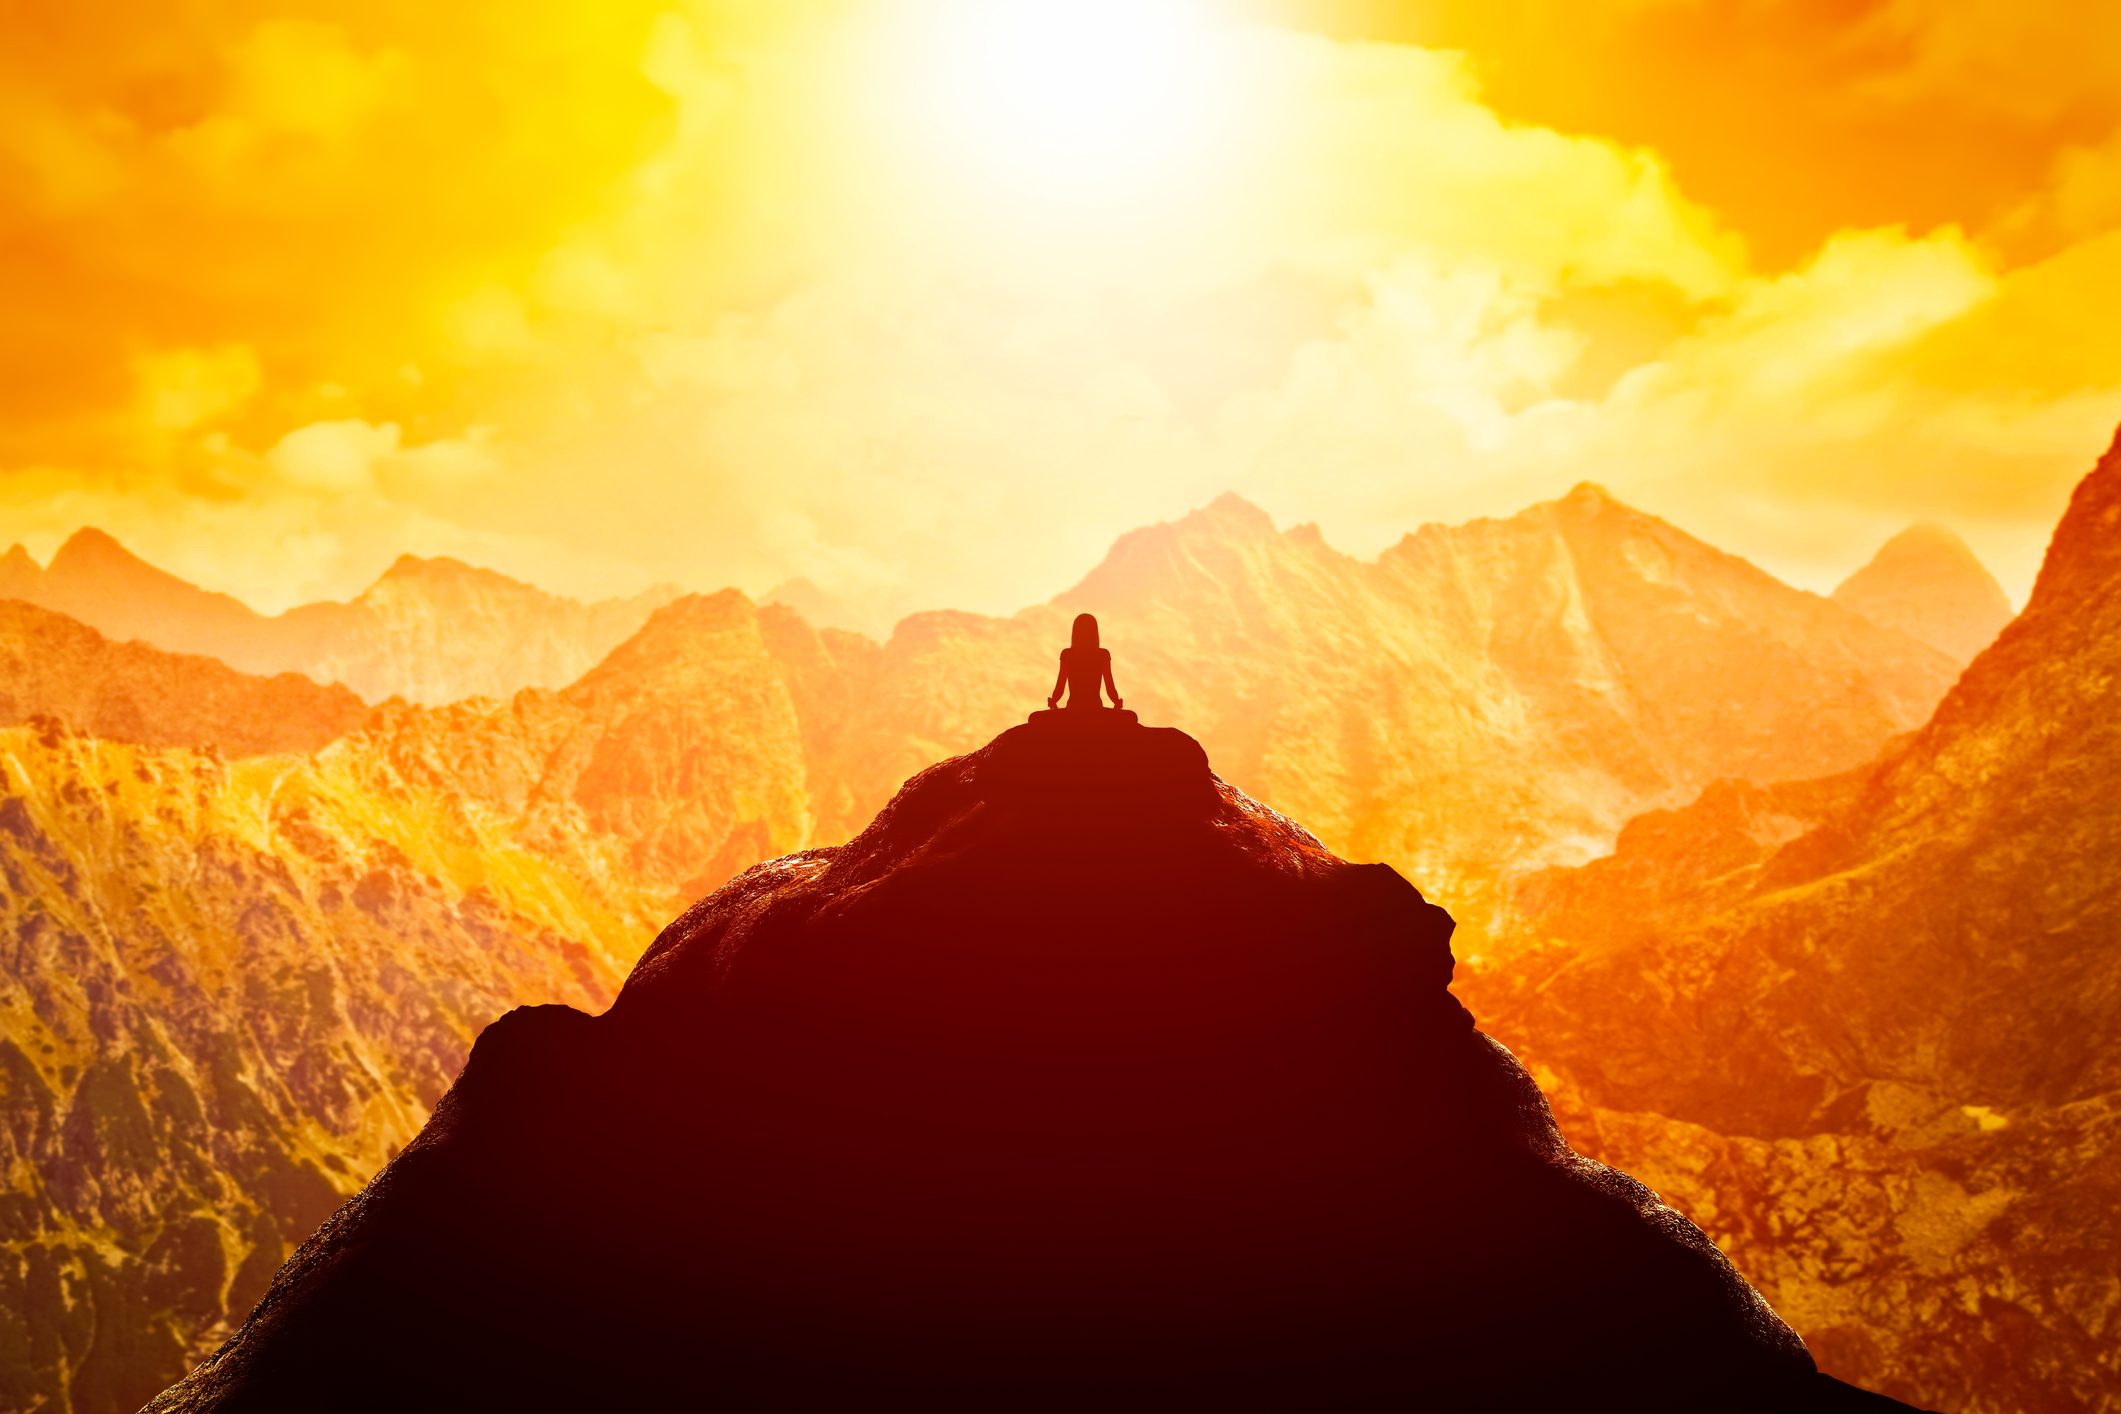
[265,420,400,494]
[1849,0,2121,123]
[136,344,262,433]
[259,420,500,501]
[3,2,2120,622]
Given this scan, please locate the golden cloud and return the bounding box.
[0,2,2116,619]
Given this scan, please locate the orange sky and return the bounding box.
[4,0,2120,622]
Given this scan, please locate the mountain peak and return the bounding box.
[0,544,38,596]
[564,589,763,697]
[368,552,541,597]
[1199,490,1274,527]
[50,525,143,570]
[1878,521,1972,555]
[1053,494,1285,607]
[150,717,1842,1410]
[1154,491,1279,544]
[1832,521,2012,662]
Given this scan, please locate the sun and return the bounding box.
[903,0,1226,208]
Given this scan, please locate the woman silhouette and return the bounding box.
[1048,613,1123,712]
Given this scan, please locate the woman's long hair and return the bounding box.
[1070,612,1100,652]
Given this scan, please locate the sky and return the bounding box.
[4,0,2121,624]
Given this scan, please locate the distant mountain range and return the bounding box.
[0,480,2032,1411]
[758,485,1972,931]
[1470,429,2121,1410]
[1831,522,2015,662]
[0,530,681,705]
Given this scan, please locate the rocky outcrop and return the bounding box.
[148,719,1907,1411]
[0,601,365,756]
[1,531,679,705]
[1832,524,2014,663]
[1473,429,2121,1412]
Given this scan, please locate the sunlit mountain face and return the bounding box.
[0,482,2061,1411]
[4,1,2120,1411]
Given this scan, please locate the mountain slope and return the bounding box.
[24,530,270,664]
[351,591,817,893]
[1832,524,2014,662]
[1475,428,2121,1412]
[0,720,664,1414]
[0,600,365,756]
[0,483,1987,1410]
[2,533,680,705]
[148,720,1910,1411]
[274,556,682,705]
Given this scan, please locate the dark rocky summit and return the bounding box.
[149,720,1916,1410]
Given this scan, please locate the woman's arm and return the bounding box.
[1102,650,1122,709]
[1048,653,1068,709]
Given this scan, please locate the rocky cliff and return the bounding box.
[1832,524,2014,663]
[147,718,1911,1411]
[1472,429,2121,1412]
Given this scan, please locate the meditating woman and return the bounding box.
[1048,613,1124,712]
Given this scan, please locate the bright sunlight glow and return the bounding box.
[910,0,1225,208]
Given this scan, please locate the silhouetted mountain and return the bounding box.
[0,600,365,755]
[0,485,1984,1409]
[1474,430,2121,1411]
[1832,523,2014,662]
[147,721,1913,1411]
[1,532,680,704]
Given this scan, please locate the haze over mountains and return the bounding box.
[0,476,2043,1411]
[1831,523,2016,662]
[1471,429,2121,1411]
[0,530,681,706]
[0,601,366,756]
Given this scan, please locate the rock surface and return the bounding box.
[1473,429,2121,1412]
[149,719,1908,1411]
[1832,523,2014,663]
